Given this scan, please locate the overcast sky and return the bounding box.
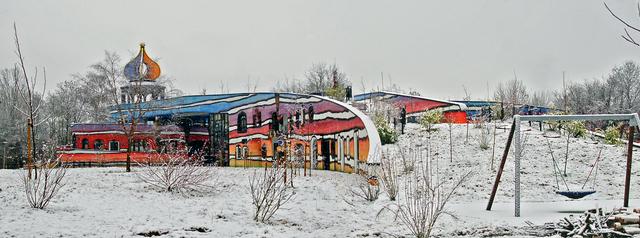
[2,0,640,100]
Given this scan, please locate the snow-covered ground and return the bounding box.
[385,122,639,204]
[1,122,639,237]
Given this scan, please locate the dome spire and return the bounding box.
[124,43,161,81]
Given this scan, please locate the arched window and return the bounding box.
[81,138,89,149]
[256,110,262,127]
[253,108,262,127]
[237,111,248,133]
[94,139,104,150]
[252,113,258,128]
[109,140,119,151]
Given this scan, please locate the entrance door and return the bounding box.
[321,139,332,170]
[209,113,229,166]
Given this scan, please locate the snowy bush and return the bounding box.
[604,126,622,145]
[379,152,399,201]
[565,121,587,138]
[136,153,213,193]
[374,114,398,145]
[478,125,491,150]
[249,162,295,222]
[22,158,68,209]
[420,110,443,132]
[378,159,471,238]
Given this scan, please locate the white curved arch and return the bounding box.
[308,95,382,164]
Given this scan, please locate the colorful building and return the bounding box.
[58,44,381,173]
[354,91,468,123]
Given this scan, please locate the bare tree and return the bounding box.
[274,62,350,101]
[246,75,259,93]
[553,62,640,118]
[45,81,88,146]
[136,152,213,193]
[11,23,49,179]
[461,85,472,101]
[0,68,26,168]
[529,90,552,107]
[493,75,529,118]
[249,162,295,222]
[273,76,305,94]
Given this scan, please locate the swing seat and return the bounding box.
[555,190,596,199]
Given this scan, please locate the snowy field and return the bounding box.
[1,122,639,237]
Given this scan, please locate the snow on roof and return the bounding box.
[354,91,468,111]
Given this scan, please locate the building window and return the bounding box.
[308,106,314,122]
[238,111,248,133]
[270,112,279,132]
[109,141,119,151]
[94,139,104,150]
[132,140,147,152]
[253,108,262,127]
[81,138,89,149]
[243,146,249,159]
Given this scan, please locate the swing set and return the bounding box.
[546,138,603,199]
[486,113,640,217]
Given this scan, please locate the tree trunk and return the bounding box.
[126,137,132,172]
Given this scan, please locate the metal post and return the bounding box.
[624,126,634,207]
[514,115,521,217]
[2,143,6,169]
[486,120,516,211]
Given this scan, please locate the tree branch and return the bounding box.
[605,2,640,33]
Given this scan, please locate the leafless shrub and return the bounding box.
[479,124,491,150]
[249,162,295,222]
[22,158,68,209]
[349,167,381,202]
[398,146,415,174]
[379,154,472,238]
[136,153,212,193]
[473,119,484,129]
[380,151,399,201]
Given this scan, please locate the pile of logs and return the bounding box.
[555,208,640,237]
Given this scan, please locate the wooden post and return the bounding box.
[624,126,634,207]
[26,118,32,179]
[486,119,516,211]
